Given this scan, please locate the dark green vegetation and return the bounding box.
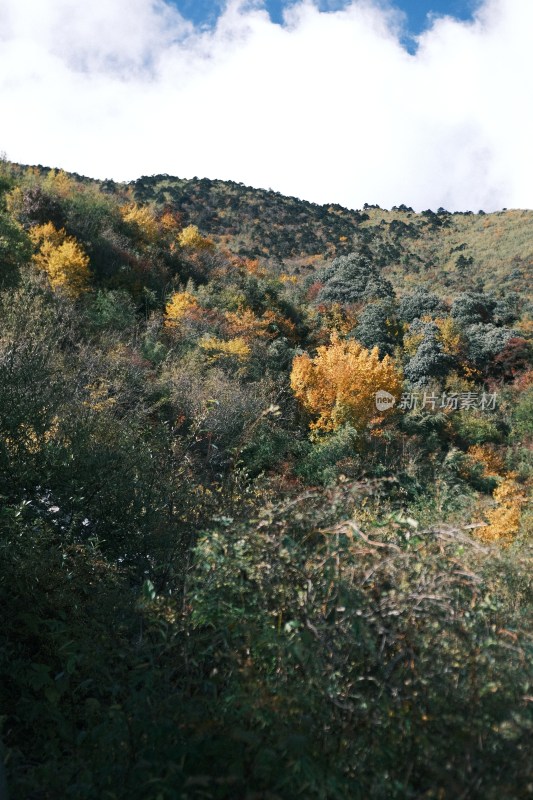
[1,161,532,799]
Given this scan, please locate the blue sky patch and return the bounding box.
[171,0,480,39]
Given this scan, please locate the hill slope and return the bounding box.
[12,163,533,300]
[131,173,533,298]
[1,159,532,800]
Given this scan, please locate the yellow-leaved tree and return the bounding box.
[224,308,272,341]
[467,444,505,477]
[290,333,402,433]
[120,203,159,243]
[30,222,91,298]
[42,168,75,198]
[178,225,214,251]
[164,291,200,327]
[476,475,528,545]
[199,335,251,364]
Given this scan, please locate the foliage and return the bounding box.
[86,289,137,331]
[465,322,514,371]
[397,286,446,323]
[0,160,531,800]
[294,424,360,484]
[452,409,502,446]
[164,289,200,327]
[7,184,65,228]
[317,248,394,305]
[199,335,251,365]
[352,300,400,357]
[120,202,159,243]
[451,291,498,325]
[188,492,533,799]
[511,382,533,440]
[30,222,91,298]
[178,223,214,250]
[0,212,31,287]
[404,322,453,386]
[467,444,505,477]
[433,315,463,357]
[477,475,528,545]
[290,334,402,433]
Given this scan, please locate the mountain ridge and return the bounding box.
[5,160,533,301]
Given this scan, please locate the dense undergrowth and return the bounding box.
[0,162,531,799]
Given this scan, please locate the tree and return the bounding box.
[164,290,200,327]
[455,254,474,274]
[120,203,159,243]
[30,222,91,298]
[493,293,521,326]
[451,292,497,326]
[316,248,394,306]
[404,322,453,386]
[88,290,136,331]
[178,224,214,251]
[492,337,531,380]
[290,334,402,434]
[199,335,251,366]
[397,287,446,324]
[7,185,65,229]
[465,323,514,372]
[477,476,527,545]
[351,300,400,357]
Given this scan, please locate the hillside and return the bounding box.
[132,174,533,297]
[0,160,532,800]
[11,162,533,299]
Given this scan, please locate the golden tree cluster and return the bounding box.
[178,224,214,251]
[120,203,160,243]
[467,444,505,477]
[476,475,528,545]
[30,222,91,298]
[164,291,201,328]
[199,335,251,364]
[290,333,402,434]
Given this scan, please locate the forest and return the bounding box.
[0,160,531,799]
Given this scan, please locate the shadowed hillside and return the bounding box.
[1,159,531,800]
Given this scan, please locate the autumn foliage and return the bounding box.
[164,290,200,327]
[29,222,91,298]
[178,224,214,250]
[2,162,533,800]
[199,335,251,364]
[290,333,402,433]
[120,203,160,243]
[477,475,528,545]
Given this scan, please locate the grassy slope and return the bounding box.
[361,207,533,297]
[132,173,533,299]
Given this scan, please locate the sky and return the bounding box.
[0,0,531,212]
[173,0,479,44]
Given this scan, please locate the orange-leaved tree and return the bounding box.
[224,308,273,342]
[30,222,91,298]
[290,333,402,433]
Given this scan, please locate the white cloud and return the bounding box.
[0,0,531,211]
